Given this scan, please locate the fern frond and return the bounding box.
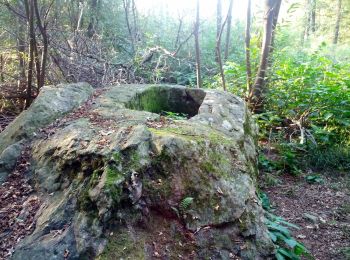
[179,197,194,212]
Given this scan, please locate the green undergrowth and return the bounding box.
[216,43,350,176]
[305,145,350,170]
[258,143,350,178]
[258,192,312,260]
[161,111,188,120]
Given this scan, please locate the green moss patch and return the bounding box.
[104,165,125,202]
[97,230,145,260]
[126,86,205,117]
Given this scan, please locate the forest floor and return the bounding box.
[262,170,350,260]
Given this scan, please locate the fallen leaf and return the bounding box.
[64,249,70,258]
[100,130,114,136]
[216,186,224,195]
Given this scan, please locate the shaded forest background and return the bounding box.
[0,1,350,258]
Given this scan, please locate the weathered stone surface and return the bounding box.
[7,84,274,259]
[0,141,24,183]
[0,83,93,183]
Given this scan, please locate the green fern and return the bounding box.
[179,197,194,212]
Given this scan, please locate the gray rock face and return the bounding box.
[4,84,274,259]
[0,83,93,183]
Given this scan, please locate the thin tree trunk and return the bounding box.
[17,21,26,104]
[250,0,282,112]
[34,0,49,89]
[311,0,316,33]
[24,0,35,108]
[303,0,310,41]
[131,0,138,41]
[216,10,229,91]
[245,0,252,96]
[123,0,135,54]
[224,0,234,61]
[87,0,99,38]
[173,30,195,57]
[33,41,41,90]
[333,0,342,44]
[76,2,84,31]
[270,0,282,53]
[215,0,222,62]
[0,55,4,82]
[304,0,316,41]
[6,2,27,101]
[194,0,202,88]
[174,18,183,48]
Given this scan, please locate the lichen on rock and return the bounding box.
[0,84,274,259]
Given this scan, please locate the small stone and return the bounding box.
[303,213,318,223]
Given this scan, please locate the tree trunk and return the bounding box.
[123,0,135,54]
[194,0,202,88]
[216,16,229,91]
[270,0,282,52]
[24,0,35,108]
[224,0,234,61]
[245,0,252,96]
[215,0,222,62]
[333,0,342,44]
[303,0,310,41]
[16,19,26,105]
[34,0,49,89]
[87,0,99,38]
[76,2,85,31]
[250,0,282,112]
[33,40,41,90]
[305,0,316,39]
[131,0,138,42]
[0,55,4,82]
[310,0,316,33]
[174,18,183,48]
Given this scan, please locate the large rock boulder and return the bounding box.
[2,84,274,259]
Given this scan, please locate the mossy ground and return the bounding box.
[98,215,196,259]
[97,229,146,260]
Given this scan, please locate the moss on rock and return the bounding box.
[97,230,146,260]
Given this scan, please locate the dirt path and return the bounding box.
[263,173,350,260]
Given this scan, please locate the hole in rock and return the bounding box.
[126,86,206,118]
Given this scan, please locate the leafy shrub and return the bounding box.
[258,143,302,175]
[305,174,325,184]
[267,46,350,147]
[259,192,311,260]
[305,145,350,170]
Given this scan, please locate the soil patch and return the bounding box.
[263,173,350,260]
